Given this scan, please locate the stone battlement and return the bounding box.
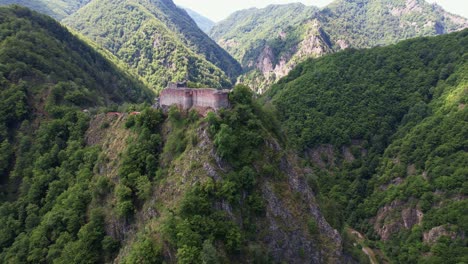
[159,83,230,113]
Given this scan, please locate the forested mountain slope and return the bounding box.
[211,0,468,92]
[0,6,351,263]
[108,86,348,263]
[183,7,215,34]
[267,29,468,263]
[0,6,156,262]
[64,0,242,91]
[0,0,90,20]
[0,5,150,131]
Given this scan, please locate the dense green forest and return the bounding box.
[63,0,241,91]
[267,29,468,263]
[210,0,468,92]
[0,5,151,137]
[0,1,467,263]
[210,3,320,68]
[0,6,152,262]
[0,0,90,20]
[0,6,345,263]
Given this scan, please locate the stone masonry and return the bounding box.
[159,83,230,112]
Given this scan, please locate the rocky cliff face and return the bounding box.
[99,95,349,262]
[372,200,424,241]
[149,123,345,262]
[252,19,333,93]
[210,0,468,93]
[261,139,343,263]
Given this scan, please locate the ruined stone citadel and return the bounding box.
[159,82,230,113]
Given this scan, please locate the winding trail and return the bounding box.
[347,228,380,264]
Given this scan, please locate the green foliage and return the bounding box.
[200,239,220,264]
[0,7,153,263]
[0,6,151,131]
[0,140,12,176]
[307,218,319,235]
[213,85,264,167]
[0,0,91,20]
[210,0,467,92]
[210,3,318,66]
[269,29,468,262]
[64,0,241,91]
[116,109,164,218]
[0,109,116,263]
[270,30,467,150]
[121,233,163,264]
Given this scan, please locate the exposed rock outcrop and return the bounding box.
[423,225,464,245]
[373,200,423,241]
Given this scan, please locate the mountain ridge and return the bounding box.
[182,7,215,34]
[211,0,468,92]
[0,9,350,258]
[267,28,468,263]
[0,0,91,20]
[63,0,242,91]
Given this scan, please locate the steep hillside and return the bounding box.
[211,0,468,92]
[0,5,150,128]
[267,29,468,263]
[0,35,351,261]
[183,7,215,34]
[64,0,242,91]
[0,7,349,263]
[0,6,154,262]
[107,86,348,263]
[0,4,151,178]
[0,0,90,20]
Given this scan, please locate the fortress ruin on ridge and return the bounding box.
[158,82,230,113]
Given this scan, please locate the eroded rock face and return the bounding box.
[256,46,275,75]
[245,19,334,93]
[423,225,463,245]
[260,146,343,263]
[373,200,423,241]
[295,20,332,60]
[390,0,423,16]
[402,207,424,229]
[215,132,345,262]
[122,119,348,262]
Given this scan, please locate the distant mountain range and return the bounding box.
[0,0,90,20]
[210,0,468,92]
[182,7,215,34]
[2,0,466,93]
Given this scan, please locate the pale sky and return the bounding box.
[173,0,468,22]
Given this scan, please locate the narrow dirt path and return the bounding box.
[347,227,380,264]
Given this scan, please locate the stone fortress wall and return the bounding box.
[159,82,230,112]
